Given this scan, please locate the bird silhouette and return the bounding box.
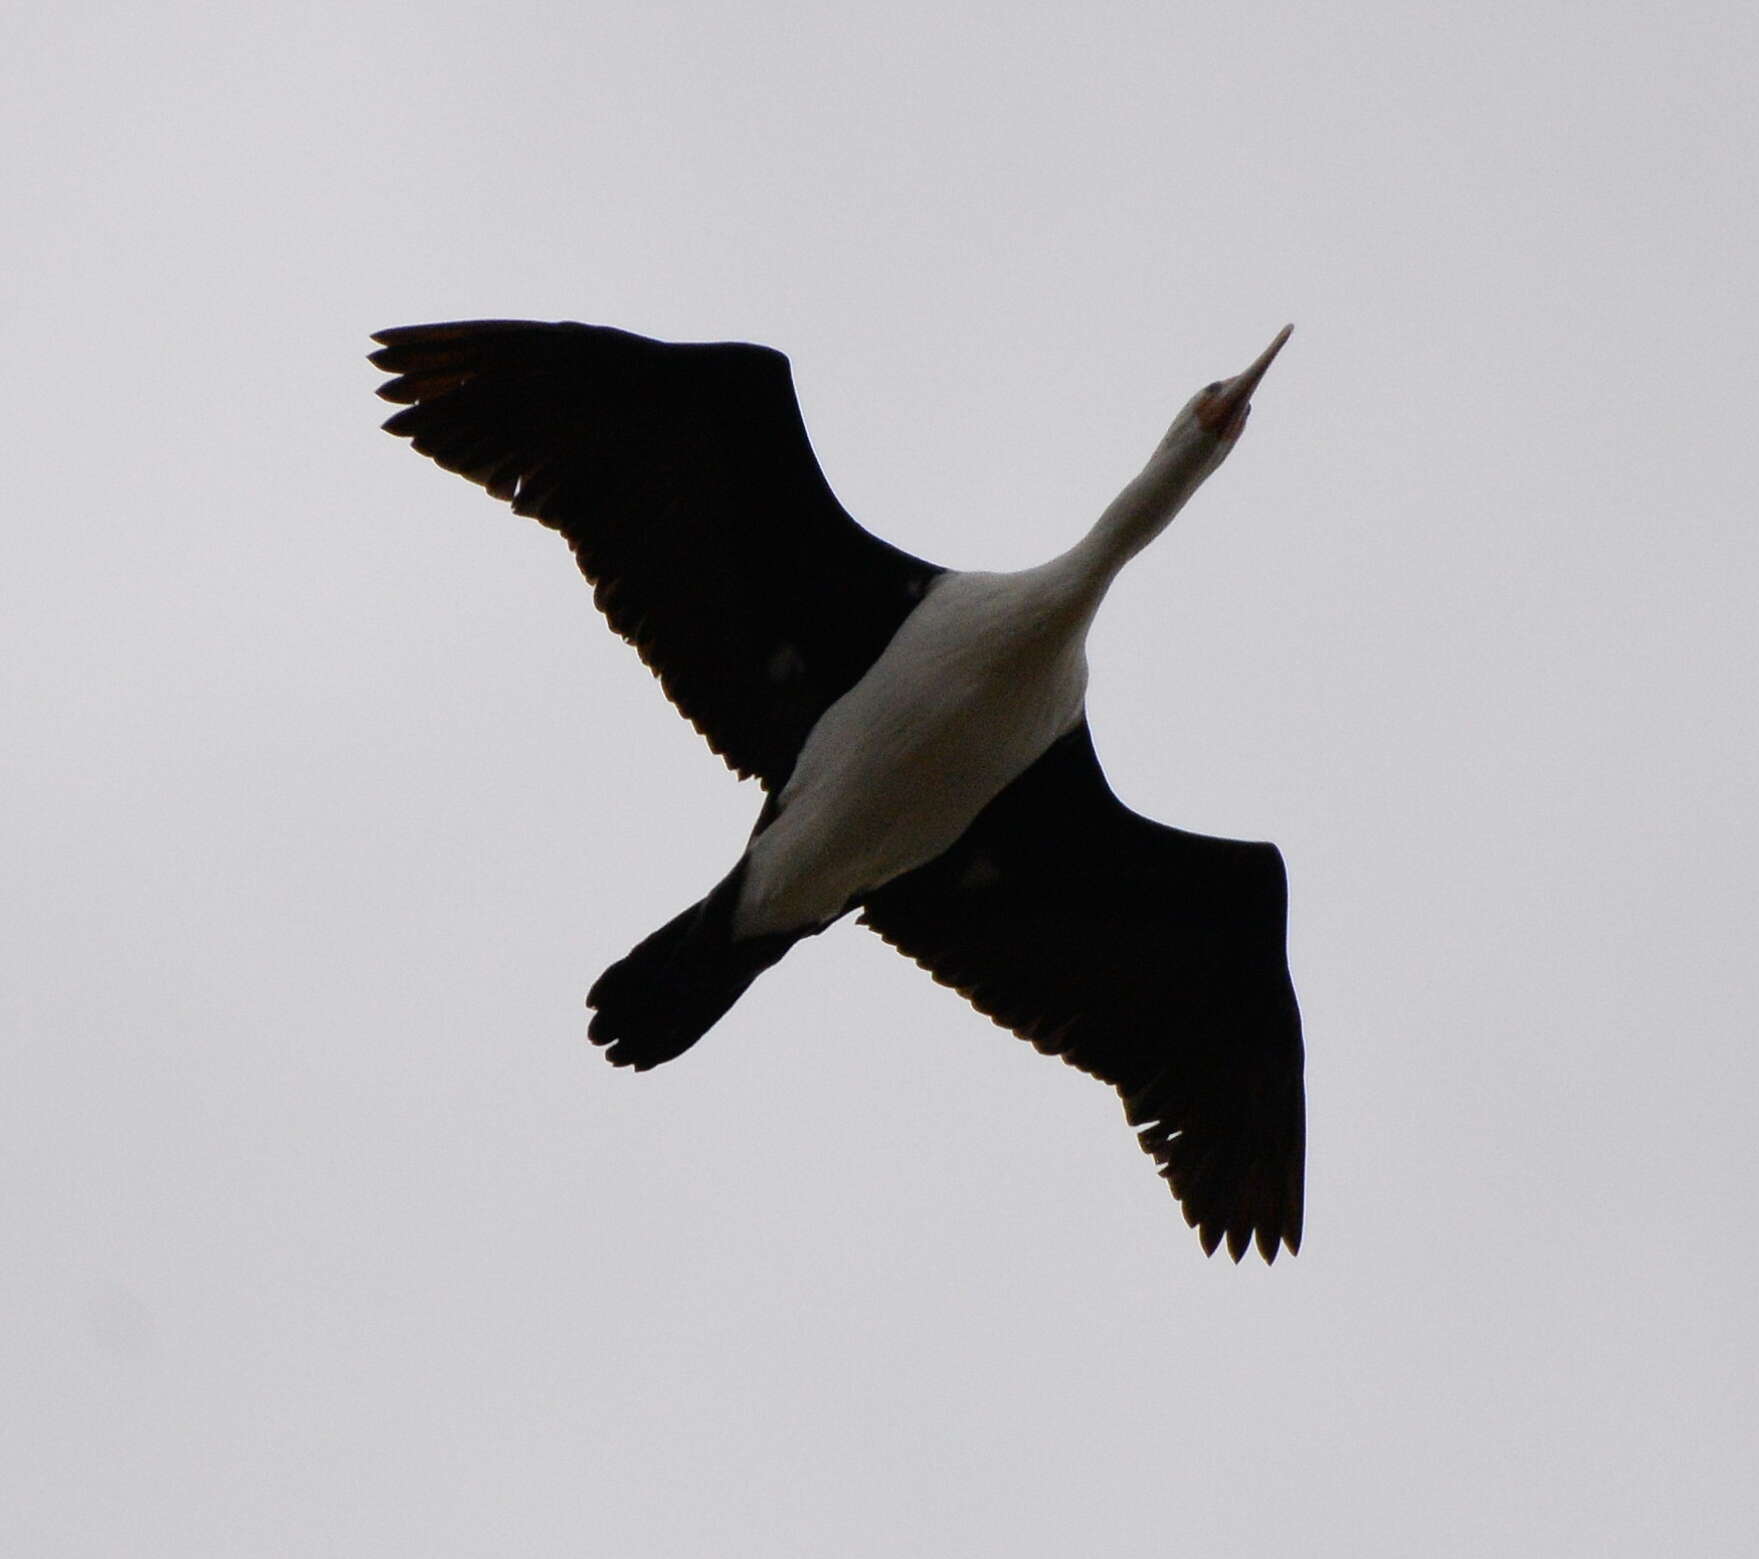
[372,320,1303,1261]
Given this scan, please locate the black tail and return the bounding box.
[586,866,804,1070]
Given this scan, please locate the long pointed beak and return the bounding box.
[1197,324,1293,434]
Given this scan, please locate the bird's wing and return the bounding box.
[371,320,944,788]
[859,721,1304,1261]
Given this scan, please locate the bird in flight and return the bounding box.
[371,319,1304,1261]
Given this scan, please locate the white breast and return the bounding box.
[734,564,1100,938]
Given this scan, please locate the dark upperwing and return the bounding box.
[373,319,944,789]
[861,721,1305,1261]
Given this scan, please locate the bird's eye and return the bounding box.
[1203,381,1224,396]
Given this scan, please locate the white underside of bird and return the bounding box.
[734,558,1105,938]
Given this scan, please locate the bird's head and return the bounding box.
[1056,324,1295,576]
[1188,323,1294,442]
[1124,325,1293,536]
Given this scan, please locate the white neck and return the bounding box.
[1044,418,1231,610]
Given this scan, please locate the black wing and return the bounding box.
[860,722,1305,1262]
[371,320,944,788]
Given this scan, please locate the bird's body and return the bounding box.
[739,561,1095,937]
[371,318,1305,1261]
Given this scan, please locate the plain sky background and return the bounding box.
[5,3,1755,1554]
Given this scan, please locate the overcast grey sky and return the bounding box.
[5,3,1755,1554]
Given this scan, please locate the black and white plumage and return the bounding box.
[371,319,1304,1262]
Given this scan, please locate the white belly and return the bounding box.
[734,567,1095,937]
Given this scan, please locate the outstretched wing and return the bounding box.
[371,320,944,788]
[860,722,1305,1262]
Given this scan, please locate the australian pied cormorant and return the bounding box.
[371,320,1304,1262]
